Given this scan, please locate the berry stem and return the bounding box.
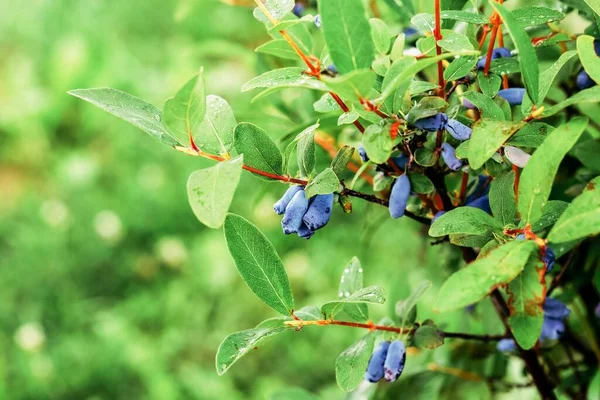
[483,24,499,76]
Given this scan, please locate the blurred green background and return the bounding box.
[0,0,553,399]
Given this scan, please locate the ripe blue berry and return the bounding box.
[389,174,411,219]
[302,193,334,231]
[540,317,565,341]
[364,341,390,383]
[446,119,472,140]
[274,185,303,215]
[542,247,555,272]
[496,338,517,352]
[497,88,526,106]
[413,113,448,131]
[466,194,491,214]
[544,298,570,320]
[392,154,409,169]
[297,222,314,240]
[440,143,462,171]
[383,340,406,382]
[281,190,309,234]
[358,146,369,162]
[577,70,595,90]
[492,47,511,58]
[292,3,304,18]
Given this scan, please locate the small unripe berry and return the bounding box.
[413,113,448,131]
[544,298,570,320]
[364,341,390,383]
[496,338,517,352]
[497,88,526,106]
[383,340,406,382]
[446,119,472,140]
[281,190,309,234]
[577,70,595,90]
[504,146,531,168]
[466,195,491,214]
[440,143,462,171]
[302,193,334,231]
[389,175,411,219]
[274,185,303,215]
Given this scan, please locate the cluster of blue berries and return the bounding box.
[412,113,472,171]
[365,340,406,383]
[497,298,570,352]
[274,186,333,239]
[577,40,600,89]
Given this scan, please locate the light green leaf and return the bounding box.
[224,214,294,315]
[256,39,301,60]
[429,206,503,237]
[216,327,287,375]
[444,56,478,81]
[512,6,565,26]
[519,117,588,224]
[396,281,431,328]
[338,111,360,125]
[267,14,315,33]
[462,91,505,120]
[362,124,393,164]
[197,95,236,155]
[68,88,180,146]
[370,18,390,55]
[304,168,339,198]
[441,10,488,25]
[390,33,406,62]
[322,69,377,100]
[321,286,386,319]
[478,72,502,97]
[242,67,327,92]
[296,123,318,178]
[253,0,294,23]
[548,183,600,243]
[411,13,435,33]
[489,171,517,226]
[330,146,355,176]
[319,0,375,74]
[163,74,207,147]
[538,50,577,105]
[187,156,243,229]
[438,31,474,53]
[578,35,600,86]
[435,241,538,312]
[468,119,524,169]
[338,257,369,322]
[335,333,375,392]
[506,122,553,148]
[491,2,540,105]
[413,325,444,349]
[234,123,283,180]
[542,87,600,117]
[507,254,545,350]
[583,0,600,16]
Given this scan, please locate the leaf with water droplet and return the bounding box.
[321,286,386,319]
[163,74,206,147]
[335,332,375,391]
[337,257,368,321]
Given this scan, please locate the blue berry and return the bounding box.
[389,174,411,219]
[292,3,304,18]
[497,338,517,352]
[314,14,322,28]
[297,222,314,239]
[413,113,448,131]
[302,193,334,231]
[327,64,339,74]
[577,70,595,90]
[364,341,390,382]
[516,233,525,240]
[544,298,570,320]
[542,247,555,272]
[466,194,491,214]
[383,340,406,382]
[497,88,526,106]
[540,317,565,341]
[358,146,369,162]
[392,154,409,169]
[446,119,472,140]
[492,47,511,59]
[403,26,419,40]
[274,185,303,215]
[281,189,309,234]
[440,143,462,171]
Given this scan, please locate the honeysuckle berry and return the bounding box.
[281,189,309,234]
[274,185,304,215]
[540,317,565,341]
[365,341,390,383]
[297,222,315,240]
[544,298,570,320]
[327,64,339,74]
[504,146,531,168]
[292,3,304,18]
[302,193,334,231]
[413,113,448,131]
[543,247,556,272]
[358,146,369,162]
[476,47,512,69]
[383,340,406,382]
[497,88,526,106]
[496,338,518,352]
[392,154,409,169]
[446,118,472,140]
[389,174,411,219]
[466,194,491,214]
[440,142,462,171]
[403,26,419,40]
[577,70,595,90]
[314,14,322,28]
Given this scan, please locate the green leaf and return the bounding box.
[519,117,588,224]
[234,123,283,180]
[331,146,355,176]
[532,200,569,233]
[296,123,318,178]
[197,95,236,155]
[187,156,243,229]
[406,96,448,124]
[68,88,180,147]
[370,18,390,55]
[462,92,505,120]
[253,0,294,23]
[435,241,538,312]
[441,10,488,25]
[362,124,393,164]
[390,33,406,61]
[582,0,600,16]
[216,327,287,375]
[411,13,435,33]
[489,56,521,75]
[414,147,436,167]
[506,122,553,148]
[507,254,545,350]
[242,67,327,92]
[321,286,386,319]
[335,333,375,392]
[163,74,206,146]
[314,93,341,113]
[542,87,600,117]
[468,119,524,169]
[449,233,495,248]
[438,31,474,53]
[256,39,301,60]
[413,325,444,349]
[588,369,600,400]
[578,35,600,86]
[548,183,600,243]
[322,69,377,100]
[407,172,434,194]
[477,72,502,97]
[444,56,478,81]
[338,111,359,125]
[396,281,431,328]
[304,168,339,198]
[319,0,375,74]
[338,257,369,321]
[489,171,517,226]
[512,6,565,26]
[575,139,600,171]
[223,214,294,315]
[267,14,315,33]
[429,207,503,237]
[491,3,540,105]
[537,50,577,105]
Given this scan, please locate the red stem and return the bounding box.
[483,24,499,76]
[434,0,445,97]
